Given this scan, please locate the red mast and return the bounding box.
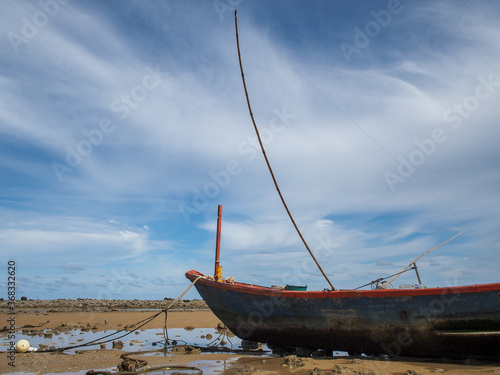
[214,205,223,281]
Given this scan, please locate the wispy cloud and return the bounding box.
[1,1,499,298]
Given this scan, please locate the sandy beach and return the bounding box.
[1,305,499,374]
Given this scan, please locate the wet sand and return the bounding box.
[1,309,499,374]
[2,309,220,331]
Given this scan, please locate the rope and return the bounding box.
[15,276,206,374]
[234,10,335,291]
[164,275,204,311]
[41,311,164,353]
[86,350,203,375]
[353,267,414,290]
[206,324,234,349]
[162,275,204,343]
[86,346,203,375]
[353,231,465,290]
[387,230,465,284]
[32,275,205,354]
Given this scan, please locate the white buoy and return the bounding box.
[16,339,30,353]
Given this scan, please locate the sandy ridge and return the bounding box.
[0,298,208,312]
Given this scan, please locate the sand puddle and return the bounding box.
[1,326,246,352]
[1,327,263,374]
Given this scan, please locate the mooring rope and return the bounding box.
[31,275,205,354]
[86,350,203,375]
[162,275,204,343]
[18,275,206,374]
[85,346,204,375]
[39,311,164,353]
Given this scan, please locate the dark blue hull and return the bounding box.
[186,270,500,359]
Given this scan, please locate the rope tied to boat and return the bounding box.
[163,275,204,312]
[87,275,205,374]
[15,276,206,374]
[162,275,203,342]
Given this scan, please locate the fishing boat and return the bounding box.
[185,11,500,359]
[186,269,500,359]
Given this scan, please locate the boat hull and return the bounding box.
[186,270,500,359]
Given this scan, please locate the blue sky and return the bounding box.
[1,0,499,300]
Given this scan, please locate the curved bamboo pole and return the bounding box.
[234,10,335,290]
[387,230,466,284]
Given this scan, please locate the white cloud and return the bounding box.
[0,213,170,268]
[1,1,499,298]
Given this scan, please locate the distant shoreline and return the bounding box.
[0,298,208,312]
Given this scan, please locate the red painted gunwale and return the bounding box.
[186,270,500,299]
